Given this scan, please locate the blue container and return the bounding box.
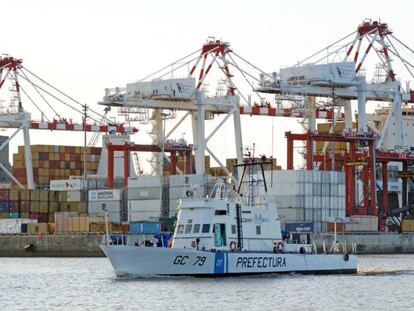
[9,212,19,219]
[39,152,47,161]
[130,221,161,234]
[21,223,28,233]
[0,201,9,212]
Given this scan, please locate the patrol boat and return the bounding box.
[101,158,357,277]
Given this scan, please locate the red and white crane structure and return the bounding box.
[0,55,138,189]
[258,19,414,150]
[100,38,340,178]
[257,19,414,225]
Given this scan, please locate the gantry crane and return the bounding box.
[0,55,138,189]
[100,38,340,179]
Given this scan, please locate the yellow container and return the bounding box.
[10,189,19,201]
[402,219,414,232]
[49,223,56,233]
[58,191,67,202]
[49,202,58,212]
[49,191,59,202]
[30,189,40,201]
[13,161,25,169]
[39,201,48,213]
[27,223,48,234]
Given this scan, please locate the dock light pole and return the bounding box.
[160,111,171,218]
[83,104,88,181]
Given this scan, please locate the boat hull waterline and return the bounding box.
[101,245,357,277]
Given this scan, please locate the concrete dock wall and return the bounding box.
[313,233,414,254]
[1,233,414,256]
[0,234,104,257]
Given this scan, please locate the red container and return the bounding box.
[9,201,19,212]
[327,222,345,232]
[38,213,49,223]
[30,212,40,220]
[0,189,10,201]
[20,201,30,212]
[12,168,26,177]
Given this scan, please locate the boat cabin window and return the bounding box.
[256,225,261,235]
[185,224,192,234]
[177,225,184,234]
[202,224,210,233]
[215,210,227,215]
[193,224,200,233]
[231,225,236,234]
[213,223,227,247]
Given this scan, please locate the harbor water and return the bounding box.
[1,255,414,310]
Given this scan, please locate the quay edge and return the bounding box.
[2,233,414,257]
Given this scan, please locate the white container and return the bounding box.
[128,199,161,222]
[278,207,303,222]
[88,189,122,201]
[50,179,83,191]
[128,187,161,200]
[321,172,330,184]
[169,174,210,187]
[321,184,329,196]
[304,196,313,209]
[313,196,321,209]
[0,219,25,234]
[128,176,162,188]
[67,191,82,202]
[346,215,378,232]
[274,195,301,208]
[88,201,122,223]
[313,209,322,222]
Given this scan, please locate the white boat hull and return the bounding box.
[101,245,357,277]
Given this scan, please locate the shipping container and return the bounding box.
[88,189,122,201]
[27,223,48,235]
[128,187,161,200]
[55,212,79,233]
[128,176,162,188]
[128,199,161,222]
[345,216,378,232]
[402,219,414,232]
[88,201,122,223]
[129,221,161,234]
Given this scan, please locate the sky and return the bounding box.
[1,0,414,172]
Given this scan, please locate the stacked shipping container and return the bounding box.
[265,170,346,233]
[128,176,162,222]
[12,145,101,186]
